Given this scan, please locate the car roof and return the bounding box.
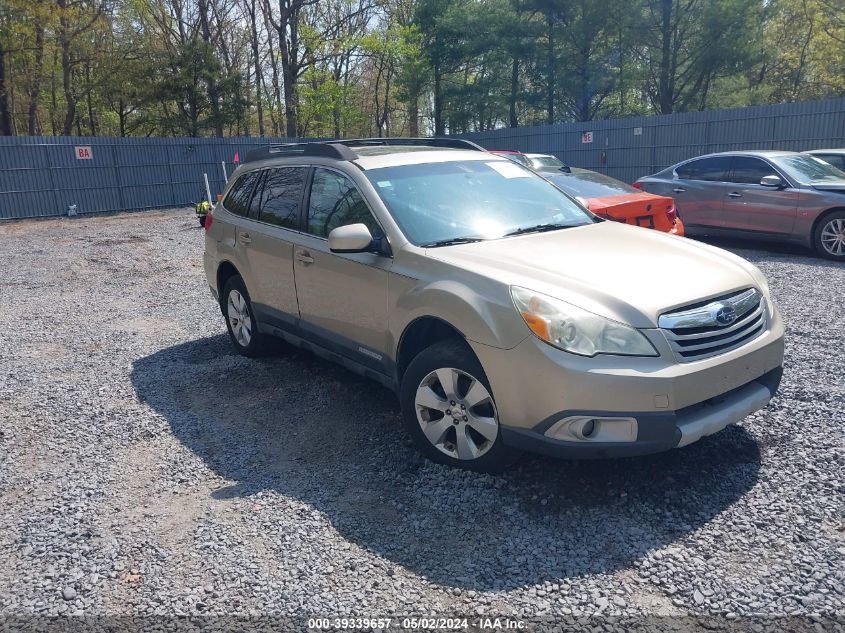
[679,150,804,161]
[806,149,845,154]
[525,153,555,158]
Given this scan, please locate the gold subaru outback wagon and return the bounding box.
[203,138,784,472]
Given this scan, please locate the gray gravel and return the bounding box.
[0,209,842,628]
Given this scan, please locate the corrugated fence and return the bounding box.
[458,97,845,185]
[0,136,308,220]
[1,97,844,219]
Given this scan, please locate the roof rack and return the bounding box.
[243,142,357,164]
[242,137,484,164]
[336,137,485,151]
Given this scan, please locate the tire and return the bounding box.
[221,275,267,357]
[813,211,845,261]
[399,339,518,473]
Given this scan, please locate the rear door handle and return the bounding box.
[672,187,686,193]
[238,231,252,244]
[728,192,742,198]
[296,250,314,265]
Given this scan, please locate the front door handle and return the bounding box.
[296,250,314,265]
[238,231,252,245]
[728,192,742,198]
[672,187,686,193]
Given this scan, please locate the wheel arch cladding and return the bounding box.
[216,261,241,310]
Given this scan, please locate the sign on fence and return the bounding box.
[581,132,593,144]
[75,146,93,160]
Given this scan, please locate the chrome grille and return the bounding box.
[658,288,767,362]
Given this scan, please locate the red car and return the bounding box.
[544,169,684,236]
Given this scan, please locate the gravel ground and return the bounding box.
[0,208,842,630]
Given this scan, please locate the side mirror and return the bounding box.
[328,223,374,253]
[760,175,783,188]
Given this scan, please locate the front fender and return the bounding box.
[389,276,530,354]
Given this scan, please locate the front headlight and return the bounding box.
[511,286,658,357]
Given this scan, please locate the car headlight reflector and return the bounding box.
[511,286,658,357]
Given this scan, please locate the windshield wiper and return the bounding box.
[420,236,485,247]
[504,223,576,236]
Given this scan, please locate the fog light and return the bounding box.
[545,416,638,443]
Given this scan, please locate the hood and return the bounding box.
[427,222,759,328]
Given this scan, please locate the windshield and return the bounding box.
[773,154,845,184]
[530,155,566,169]
[365,159,595,246]
[545,171,639,198]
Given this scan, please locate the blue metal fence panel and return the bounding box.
[459,97,845,185]
[0,135,307,219]
[1,97,844,219]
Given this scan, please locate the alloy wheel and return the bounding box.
[414,367,499,460]
[820,218,845,256]
[227,289,253,347]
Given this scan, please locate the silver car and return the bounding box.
[636,151,845,260]
[204,139,784,472]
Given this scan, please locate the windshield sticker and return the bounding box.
[486,161,531,178]
[376,180,392,187]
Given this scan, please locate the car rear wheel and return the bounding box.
[815,211,845,260]
[400,340,518,473]
[222,276,267,357]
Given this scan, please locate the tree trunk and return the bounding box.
[658,0,673,114]
[408,94,419,136]
[198,0,224,137]
[509,55,519,128]
[59,1,77,136]
[85,61,95,135]
[433,56,443,135]
[546,13,555,124]
[280,38,297,137]
[28,21,45,135]
[248,0,265,136]
[0,42,12,136]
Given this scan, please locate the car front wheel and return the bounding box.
[400,340,518,473]
[815,211,845,260]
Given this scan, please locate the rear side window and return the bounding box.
[223,171,260,217]
[257,167,307,229]
[676,157,731,182]
[306,169,384,239]
[730,156,776,184]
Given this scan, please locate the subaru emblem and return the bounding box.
[715,305,737,326]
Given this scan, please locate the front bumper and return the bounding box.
[499,367,781,458]
[470,304,785,458]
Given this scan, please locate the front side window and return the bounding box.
[729,157,777,185]
[306,169,383,239]
[365,159,594,246]
[258,166,307,229]
[223,171,260,217]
